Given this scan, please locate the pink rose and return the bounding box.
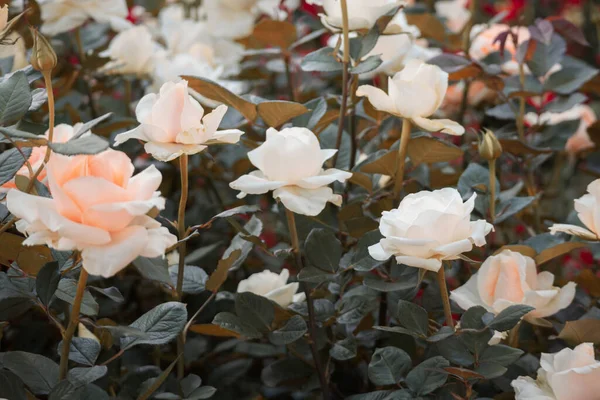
[451,250,576,320]
[6,148,177,277]
[114,80,243,162]
[512,343,600,400]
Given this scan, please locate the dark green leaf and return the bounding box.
[330,337,357,361]
[305,228,342,273]
[301,47,343,72]
[168,265,208,294]
[121,301,188,349]
[36,261,60,306]
[268,315,307,345]
[49,134,109,156]
[132,256,173,286]
[2,351,59,395]
[0,71,32,125]
[368,347,412,386]
[55,278,98,316]
[212,312,263,339]
[405,356,449,396]
[396,299,429,336]
[57,337,101,366]
[235,292,275,332]
[0,147,32,186]
[487,305,534,331]
[67,366,108,387]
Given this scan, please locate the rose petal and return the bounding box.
[144,142,207,162]
[273,185,340,216]
[411,116,465,135]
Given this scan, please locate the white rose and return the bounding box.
[451,250,576,320]
[114,80,244,162]
[99,26,158,76]
[512,343,600,400]
[237,269,302,307]
[309,0,404,32]
[356,59,464,135]
[39,0,132,36]
[229,127,352,216]
[435,0,470,33]
[550,179,600,241]
[369,188,493,271]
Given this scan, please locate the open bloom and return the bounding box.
[550,179,600,241]
[99,26,157,76]
[229,127,352,216]
[369,188,493,271]
[6,148,177,277]
[308,0,404,32]
[451,250,576,320]
[237,269,303,307]
[525,104,596,155]
[512,343,600,400]
[39,0,131,36]
[114,80,243,162]
[356,59,464,135]
[1,124,81,193]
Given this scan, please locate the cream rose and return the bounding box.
[237,269,303,307]
[39,0,132,36]
[6,148,177,277]
[99,26,157,76]
[525,104,596,155]
[451,250,576,320]
[550,179,600,241]
[512,343,600,400]
[0,124,81,193]
[356,59,465,135]
[114,80,243,162]
[369,188,493,271]
[308,0,404,32]
[229,127,352,216]
[435,0,470,33]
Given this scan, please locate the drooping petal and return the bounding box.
[470,219,494,246]
[549,223,598,241]
[273,185,340,216]
[295,169,353,189]
[356,84,398,115]
[210,129,244,144]
[411,116,465,135]
[144,142,207,162]
[229,171,286,196]
[394,255,442,271]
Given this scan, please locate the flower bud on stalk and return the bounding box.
[478,129,502,222]
[29,27,57,74]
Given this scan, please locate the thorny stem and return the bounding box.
[437,265,455,330]
[175,153,189,379]
[26,71,55,193]
[332,0,350,168]
[489,159,497,222]
[393,118,412,201]
[59,268,89,380]
[285,209,330,400]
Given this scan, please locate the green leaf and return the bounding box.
[67,366,107,388]
[363,275,417,292]
[222,216,262,271]
[268,315,307,345]
[235,292,275,332]
[427,326,455,342]
[368,347,412,386]
[0,71,32,125]
[543,56,598,94]
[261,358,313,387]
[168,265,208,295]
[396,299,429,336]
[121,301,188,349]
[301,47,343,72]
[480,344,524,366]
[48,134,109,156]
[72,113,112,139]
[0,147,32,186]
[212,312,263,339]
[405,356,449,396]
[495,196,536,223]
[1,351,59,395]
[136,355,180,400]
[36,261,60,306]
[330,337,357,361]
[132,256,173,286]
[0,370,26,400]
[57,337,101,366]
[526,35,566,77]
[256,101,309,127]
[460,306,488,330]
[55,278,99,316]
[351,55,383,75]
[437,336,475,366]
[474,362,508,379]
[487,304,534,332]
[304,228,342,273]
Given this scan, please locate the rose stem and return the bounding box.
[284,52,297,102]
[489,159,496,222]
[508,322,521,348]
[516,56,526,141]
[393,118,412,201]
[285,209,330,400]
[331,0,350,168]
[175,153,189,379]
[59,268,89,380]
[437,264,455,329]
[26,70,55,192]
[458,0,478,125]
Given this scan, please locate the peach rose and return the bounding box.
[229,126,352,216]
[369,188,493,271]
[469,24,530,75]
[0,124,83,193]
[114,80,243,162]
[550,179,600,241]
[441,81,496,116]
[512,343,600,400]
[451,250,576,320]
[6,148,177,277]
[525,105,596,155]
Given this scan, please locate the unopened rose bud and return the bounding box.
[478,129,502,161]
[29,27,57,73]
